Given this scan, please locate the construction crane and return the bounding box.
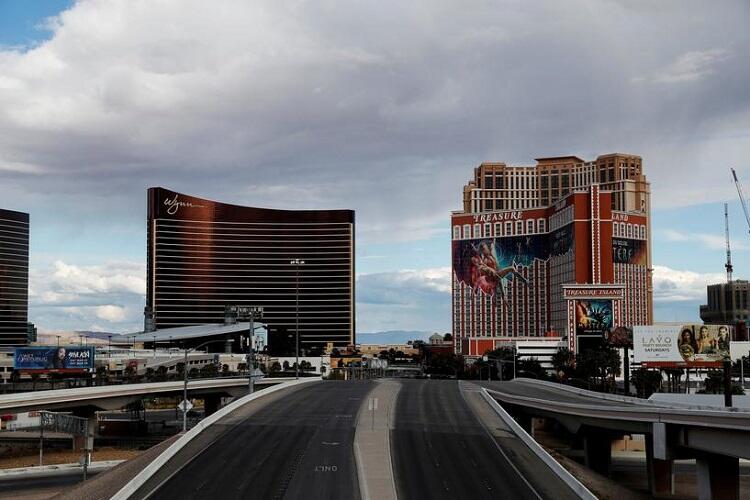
[732,167,750,236]
[725,203,733,282]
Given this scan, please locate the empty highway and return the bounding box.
[122,379,581,499]
[141,381,371,500]
[391,380,578,500]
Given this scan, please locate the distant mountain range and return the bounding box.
[357,330,441,344]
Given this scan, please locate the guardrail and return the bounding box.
[0,377,289,412]
[486,387,750,431]
[479,388,596,500]
[512,378,750,412]
[111,377,320,500]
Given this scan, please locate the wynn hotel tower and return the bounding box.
[146,188,355,351]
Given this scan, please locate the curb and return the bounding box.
[480,388,597,500]
[0,460,124,480]
[111,378,320,500]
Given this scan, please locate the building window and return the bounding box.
[463,225,471,239]
[505,221,513,235]
[484,223,491,237]
[494,222,503,236]
[538,219,546,233]
[527,219,535,234]
[453,226,461,239]
[473,224,481,238]
[516,220,524,235]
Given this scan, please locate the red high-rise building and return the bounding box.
[451,154,652,356]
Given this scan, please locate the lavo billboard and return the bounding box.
[634,325,731,367]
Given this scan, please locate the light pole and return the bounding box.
[290,259,305,379]
[181,339,231,432]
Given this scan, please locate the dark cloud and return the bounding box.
[0,0,748,243]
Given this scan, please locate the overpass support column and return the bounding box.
[645,433,674,497]
[204,395,221,416]
[696,453,739,500]
[583,432,612,477]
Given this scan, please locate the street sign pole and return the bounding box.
[248,313,254,395]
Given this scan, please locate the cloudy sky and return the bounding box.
[1,0,749,334]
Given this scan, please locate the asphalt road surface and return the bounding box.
[390,380,577,500]
[148,380,373,500]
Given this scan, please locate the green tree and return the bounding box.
[551,348,575,379]
[632,368,662,398]
[517,357,546,380]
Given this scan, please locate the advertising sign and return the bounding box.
[605,326,633,348]
[452,230,573,302]
[634,324,731,367]
[574,299,613,336]
[612,238,647,266]
[14,346,95,373]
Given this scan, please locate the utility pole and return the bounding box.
[290,259,305,379]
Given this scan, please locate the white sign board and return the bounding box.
[634,324,731,367]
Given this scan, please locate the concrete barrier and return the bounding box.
[480,388,597,500]
[111,378,320,500]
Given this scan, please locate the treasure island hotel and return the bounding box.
[451,154,652,355]
[0,208,29,346]
[146,187,355,350]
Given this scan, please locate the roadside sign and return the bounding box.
[178,400,194,412]
[39,411,88,436]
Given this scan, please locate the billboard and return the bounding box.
[634,324,731,367]
[452,230,573,301]
[14,346,95,372]
[605,326,633,348]
[575,299,613,336]
[612,238,647,266]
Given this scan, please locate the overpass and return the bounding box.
[0,377,288,414]
[96,379,589,500]
[486,378,750,499]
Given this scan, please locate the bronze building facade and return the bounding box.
[0,209,29,346]
[145,188,355,351]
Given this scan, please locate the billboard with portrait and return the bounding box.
[633,324,731,367]
[575,299,613,336]
[14,346,95,373]
[452,229,573,301]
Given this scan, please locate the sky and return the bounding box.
[0,0,749,335]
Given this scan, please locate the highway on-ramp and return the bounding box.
[390,380,579,500]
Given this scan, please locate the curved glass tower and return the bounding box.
[146,187,355,351]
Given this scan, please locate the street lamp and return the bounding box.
[181,339,232,432]
[290,259,305,379]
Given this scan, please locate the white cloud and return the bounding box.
[662,229,750,251]
[29,260,145,332]
[652,264,724,302]
[95,305,127,322]
[356,267,451,331]
[643,49,732,84]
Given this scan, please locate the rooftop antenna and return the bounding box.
[725,203,733,283]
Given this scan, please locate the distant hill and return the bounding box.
[357,331,440,345]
